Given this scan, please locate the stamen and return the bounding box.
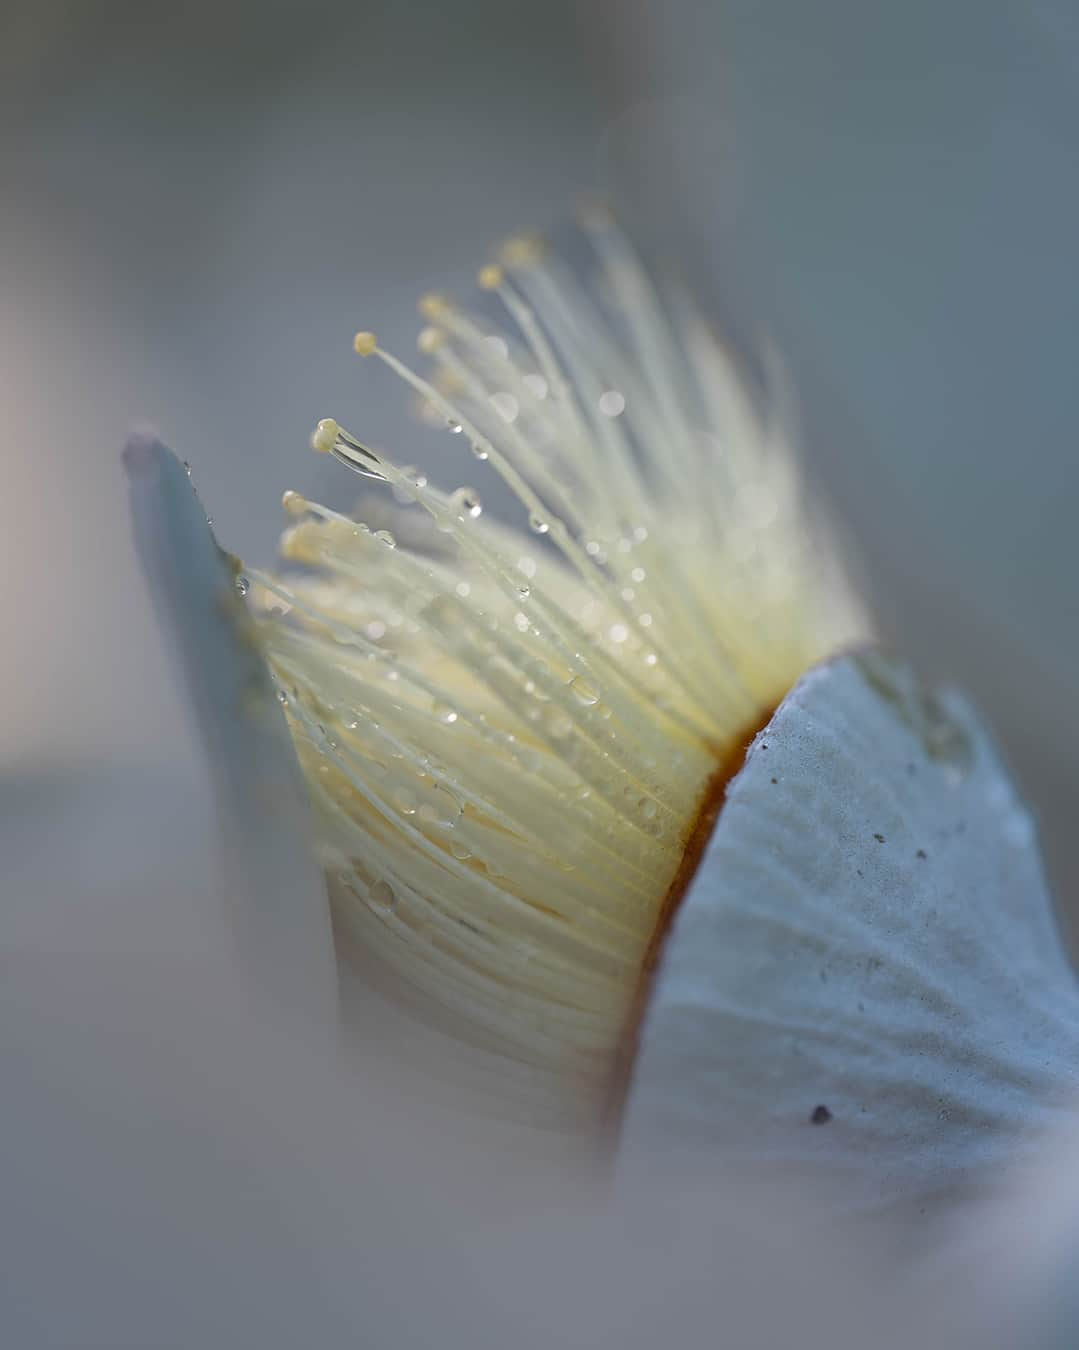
[249,218,866,1135]
[356,336,731,731]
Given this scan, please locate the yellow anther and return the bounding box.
[432,367,465,397]
[477,263,504,291]
[418,292,451,321]
[282,490,308,517]
[279,524,314,562]
[311,418,339,453]
[417,326,445,354]
[499,233,546,269]
[352,330,378,357]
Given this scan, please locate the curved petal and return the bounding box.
[621,651,1079,1213]
[124,432,338,1030]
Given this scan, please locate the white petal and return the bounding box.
[124,433,338,1030]
[621,651,1079,1213]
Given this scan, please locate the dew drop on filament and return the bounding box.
[569,676,599,706]
[369,879,396,913]
[451,488,483,519]
[394,788,418,816]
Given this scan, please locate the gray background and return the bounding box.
[3,4,1079,1341]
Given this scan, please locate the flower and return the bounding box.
[123,211,1079,1218]
[235,211,865,1132]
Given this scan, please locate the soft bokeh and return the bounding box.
[4,3,1079,1345]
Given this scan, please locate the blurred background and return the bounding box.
[3,1,1079,1342]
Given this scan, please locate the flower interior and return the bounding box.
[244,210,863,1133]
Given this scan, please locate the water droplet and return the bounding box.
[643,652,658,667]
[451,487,483,519]
[434,702,459,724]
[276,689,289,705]
[419,785,463,828]
[471,443,489,461]
[608,623,629,644]
[394,788,418,815]
[375,529,396,548]
[450,840,473,861]
[329,426,388,481]
[393,466,428,502]
[529,513,550,534]
[447,419,463,434]
[569,676,599,706]
[631,567,646,583]
[516,584,531,600]
[369,879,396,913]
[598,389,625,417]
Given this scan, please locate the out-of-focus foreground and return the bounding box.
[3,3,1079,1346]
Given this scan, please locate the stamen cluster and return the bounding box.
[247,212,862,1130]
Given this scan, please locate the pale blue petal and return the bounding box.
[124,432,338,1029]
[622,653,1079,1214]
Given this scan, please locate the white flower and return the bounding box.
[126,210,1079,1222]
[236,213,865,1132]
